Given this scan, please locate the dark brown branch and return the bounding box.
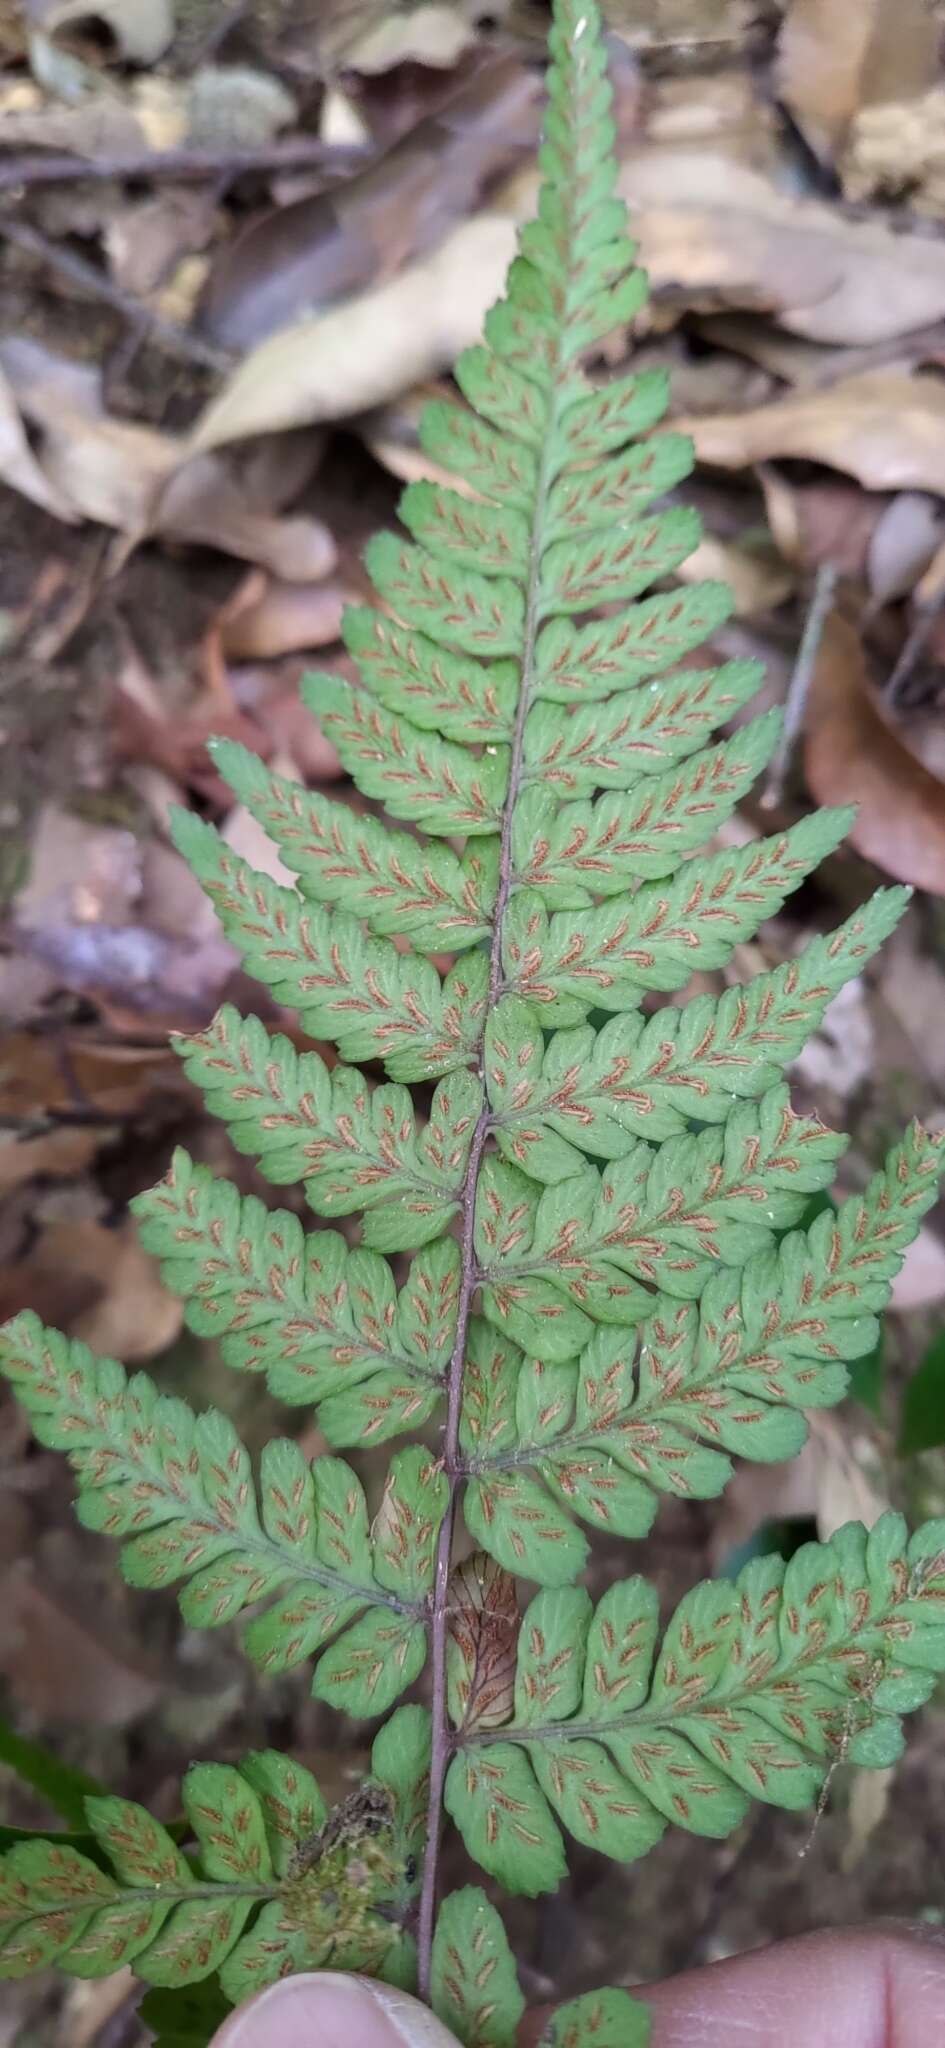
[761,561,837,810]
[0,138,367,192]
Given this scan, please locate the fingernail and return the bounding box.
[213,1972,460,2048]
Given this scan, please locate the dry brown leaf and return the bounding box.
[69,1218,183,1360]
[153,454,337,583]
[198,56,540,353]
[0,359,77,522]
[193,142,945,446]
[616,151,945,346]
[219,577,348,659]
[192,208,519,448]
[446,1551,518,1735]
[0,338,335,577]
[777,0,939,160]
[759,468,882,577]
[677,372,945,497]
[0,1563,161,1726]
[804,610,945,894]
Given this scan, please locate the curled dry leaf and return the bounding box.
[446,1551,519,1736]
[677,372,945,497]
[30,0,176,64]
[0,339,335,579]
[617,151,945,345]
[0,359,76,522]
[777,0,939,161]
[804,610,945,894]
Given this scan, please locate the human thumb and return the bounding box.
[210,1972,462,2048]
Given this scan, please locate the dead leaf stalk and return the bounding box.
[762,560,838,808]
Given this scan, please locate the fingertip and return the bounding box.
[210,1973,460,2048]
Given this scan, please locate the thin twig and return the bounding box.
[0,138,366,192]
[0,216,230,373]
[761,561,837,810]
[886,588,945,704]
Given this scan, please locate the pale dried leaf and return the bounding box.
[808,1414,888,1540]
[31,0,175,64]
[0,359,77,522]
[679,532,793,615]
[347,5,477,71]
[191,210,519,448]
[617,151,945,345]
[0,337,335,575]
[677,373,945,497]
[867,492,945,604]
[153,454,337,582]
[789,976,875,1097]
[842,1768,893,1873]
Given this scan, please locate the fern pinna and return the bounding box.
[3,4,945,2042]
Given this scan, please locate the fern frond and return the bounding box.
[132,1148,456,1421]
[487,890,908,1174]
[209,740,497,950]
[476,1086,847,1344]
[169,1032,481,1252]
[0,1313,444,1714]
[521,658,765,797]
[445,1512,945,1893]
[512,712,782,905]
[503,812,856,1022]
[342,606,516,742]
[0,1723,425,1992]
[462,1125,945,1582]
[4,0,945,2021]
[171,812,488,1081]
